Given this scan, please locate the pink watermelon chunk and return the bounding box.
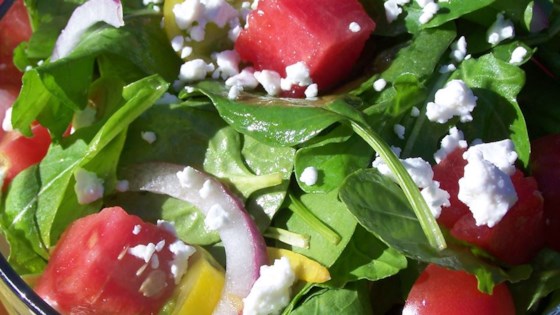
[235,0,375,97]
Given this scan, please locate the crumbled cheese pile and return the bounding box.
[74,168,104,204]
[242,257,296,315]
[458,140,518,227]
[426,79,478,124]
[487,13,515,45]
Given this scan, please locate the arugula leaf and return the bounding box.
[1,166,47,274]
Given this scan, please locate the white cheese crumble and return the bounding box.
[487,13,515,45]
[510,46,528,64]
[141,131,157,144]
[373,78,387,92]
[132,224,142,235]
[74,168,104,204]
[254,70,282,96]
[169,240,196,284]
[438,63,457,74]
[419,1,439,24]
[170,35,185,52]
[394,124,405,140]
[426,79,477,124]
[463,140,518,175]
[128,243,157,264]
[304,84,318,99]
[450,36,467,63]
[349,22,361,33]
[242,257,296,315]
[372,152,450,217]
[384,0,410,23]
[226,67,259,90]
[421,181,451,218]
[300,166,318,186]
[280,62,313,91]
[2,107,12,132]
[212,50,240,80]
[179,59,216,82]
[458,149,517,227]
[116,179,130,192]
[204,204,231,231]
[433,126,467,163]
[410,106,420,117]
[173,0,204,30]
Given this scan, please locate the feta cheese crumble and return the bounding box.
[280,62,313,91]
[169,240,196,284]
[510,46,528,64]
[373,78,387,92]
[433,126,467,163]
[242,257,296,315]
[74,168,104,204]
[458,149,518,227]
[179,59,215,82]
[426,79,477,124]
[421,181,451,218]
[384,0,410,23]
[141,131,157,144]
[419,1,439,24]
[410,106,420,117]
[2,107,12,132]
[487,13,515,45]
[204,204,231,231]
[349,22,361,33]
[300,166,318,186]
[394,124,405,140]
[450,36,467,63]
[463,140,518,175]
[254,70,282,96]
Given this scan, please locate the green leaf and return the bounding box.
[273,189,357,267]
[328,225,407,287]
[196,81,345,147]
[288,281,373,315]
[339,168,529,293]
[30,75,167,247]
[1,166,47,274]
[118,102,293,228]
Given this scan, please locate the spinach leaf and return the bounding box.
[288,281,373,315]
[196,81,346,147]
[118,101,293,231]
[273,189,357,267]
[328,225,407,287]
[339,168,530,293]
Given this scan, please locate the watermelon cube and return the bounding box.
[34,207,194,314]
[235,0,375,97]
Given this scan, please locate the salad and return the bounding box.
[0,0,560,314]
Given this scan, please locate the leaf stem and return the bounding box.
[287,194,341,245]
[264,227,310,249]
[350,120,447,251]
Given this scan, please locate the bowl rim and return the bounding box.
[0,254,59,314]
[0,0,15,20]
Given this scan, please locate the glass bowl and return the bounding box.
[0,0,58,313]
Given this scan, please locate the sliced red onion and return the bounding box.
[51,0,124,61]
[126,162,268,314]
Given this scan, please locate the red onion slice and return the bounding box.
[126,162,268,314]
[51,0,124,61]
